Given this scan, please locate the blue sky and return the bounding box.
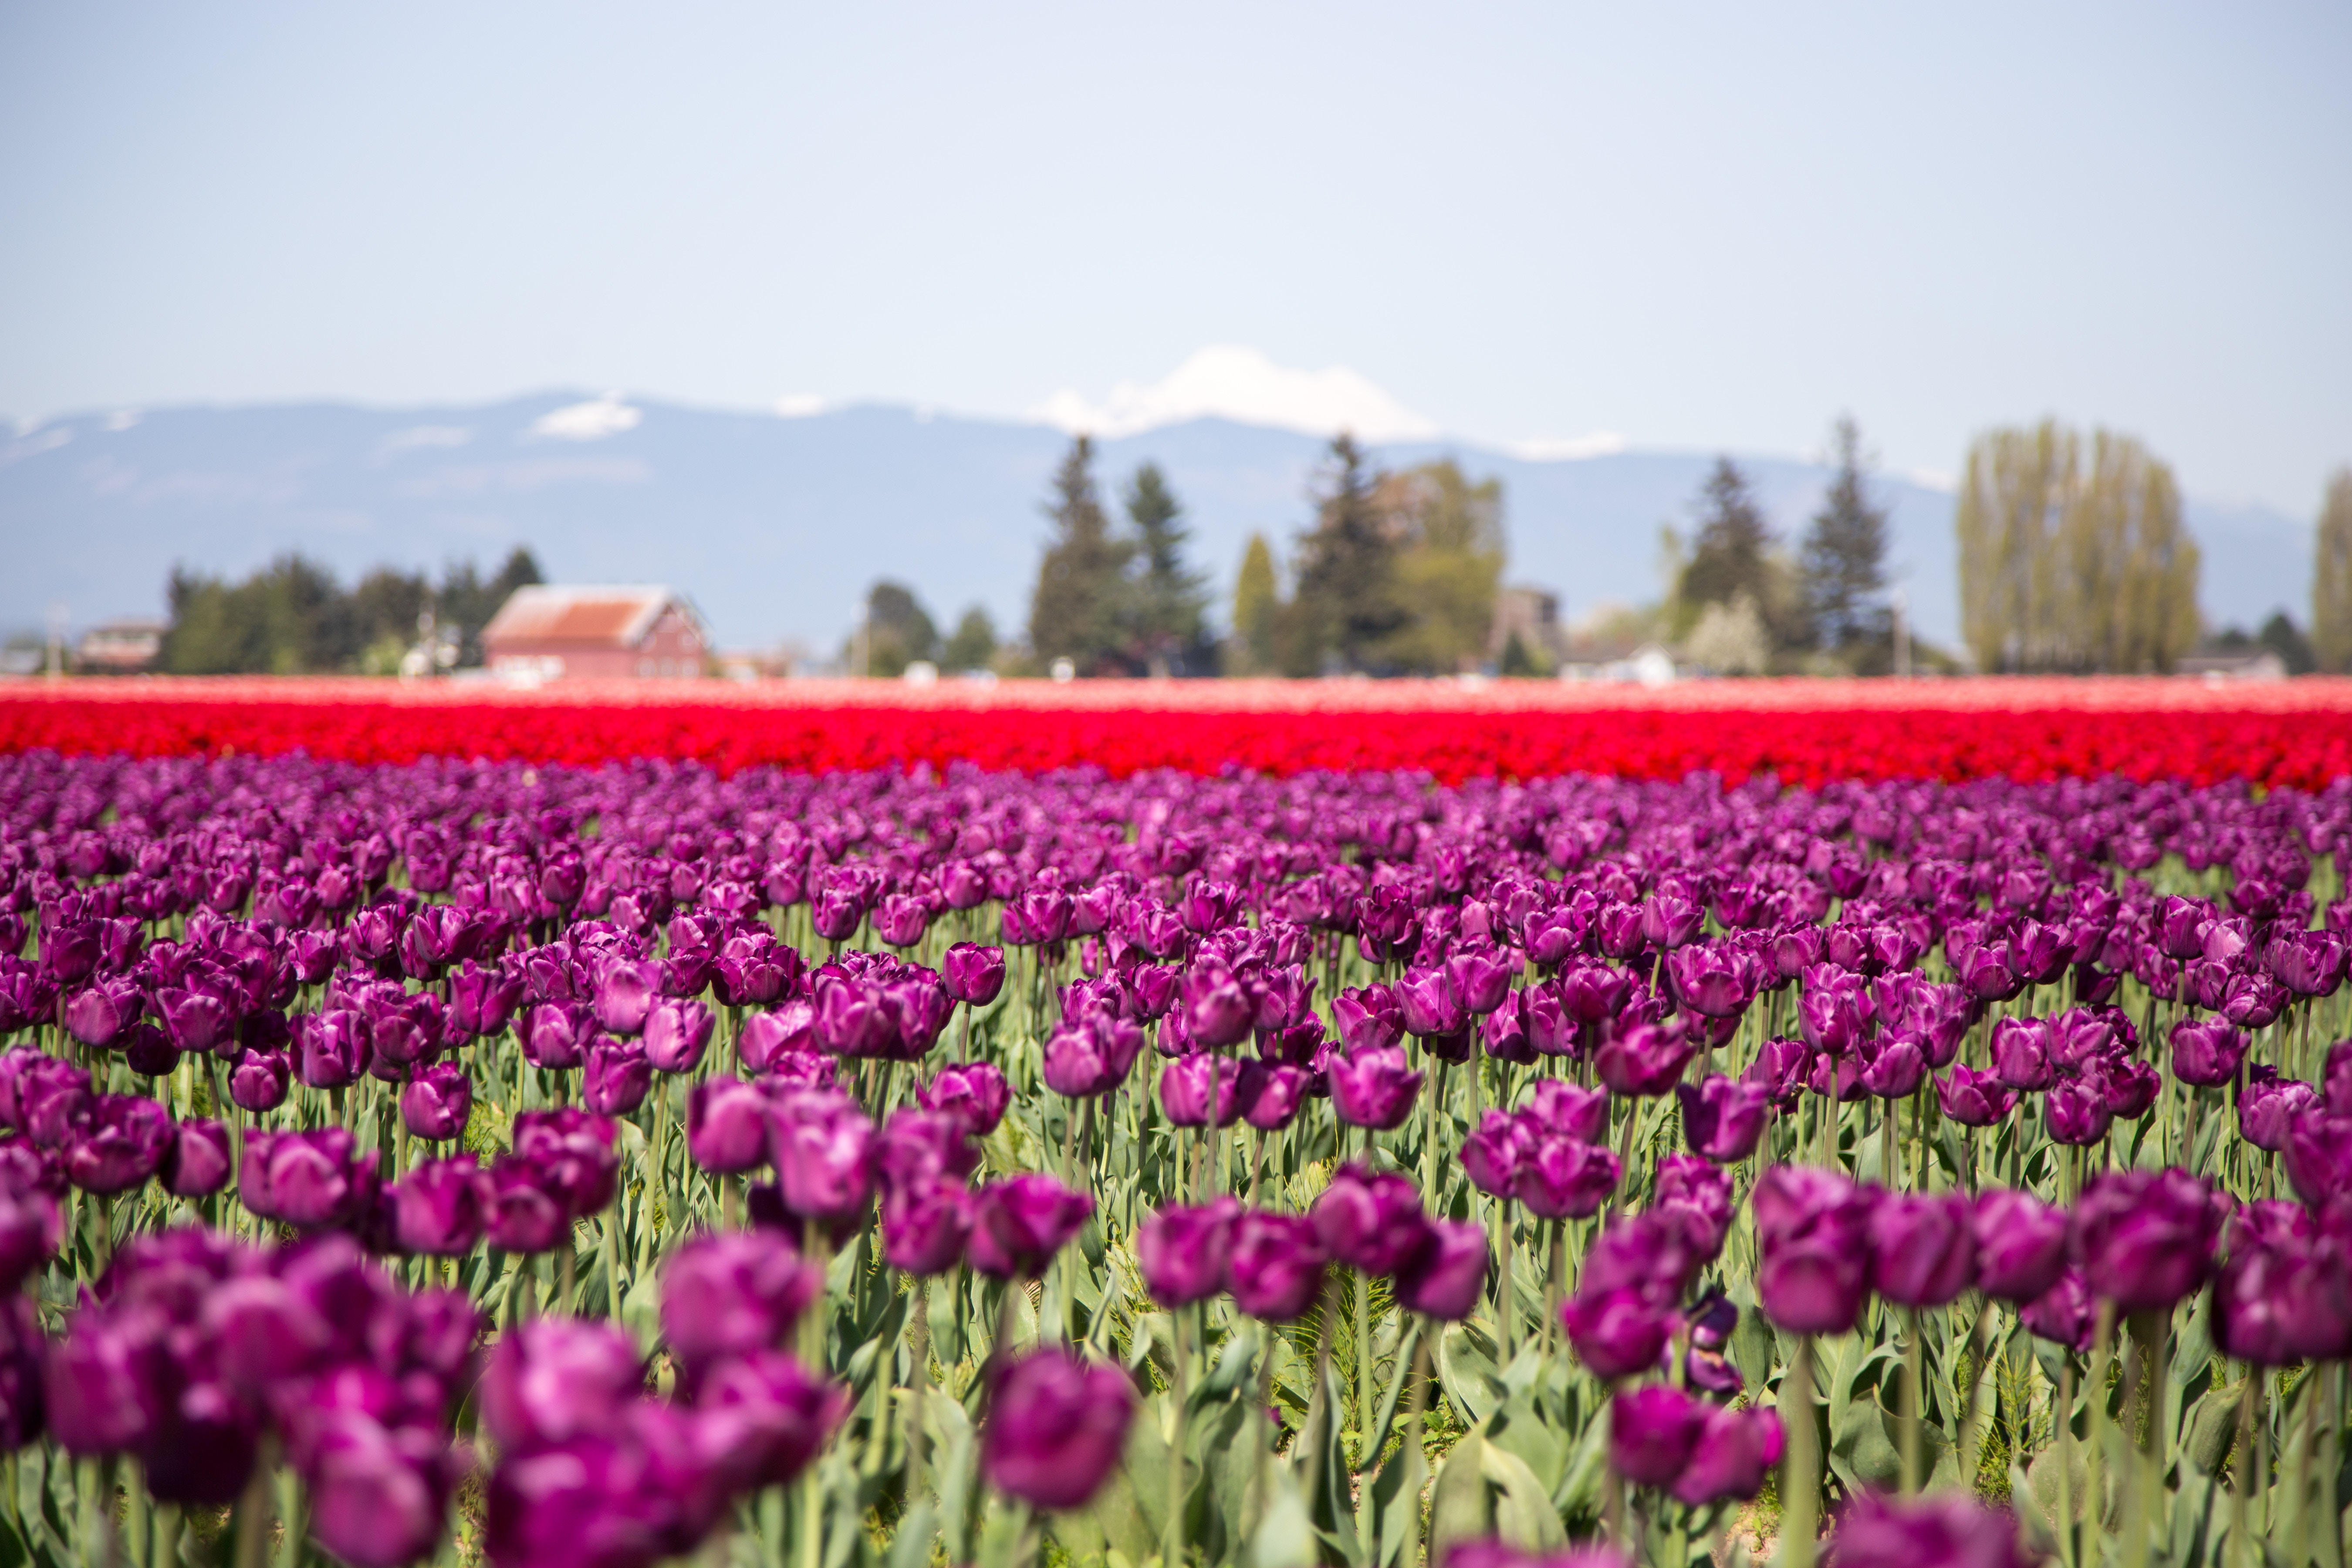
[2,2,2346,516]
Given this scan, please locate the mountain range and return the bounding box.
[0,391,2316,659]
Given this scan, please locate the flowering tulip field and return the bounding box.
[4,743,2352,1568]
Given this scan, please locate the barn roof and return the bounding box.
[481,586,700,649]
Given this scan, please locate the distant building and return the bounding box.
[2175,649,2288,682]
[1490,586,1567,670]
[480,586,710,682]
[76,620,167,674]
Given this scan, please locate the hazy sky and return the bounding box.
[3,3,2346,514]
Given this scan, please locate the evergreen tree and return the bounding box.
[156,548,542,674]
[1798,417,1890,651]
[2259,611,2317,676]
[1123,463,1211,676]
[1381,460,1506,674]
[2314,469,2352,673]
[1678,458,1776,616]
[1230,533,1282,676]
[1291,434,1406,672]
[942,606,999,672]
[1027,436,1135,673]
[858,581,939,677]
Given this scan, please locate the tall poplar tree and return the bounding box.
[2314,468,2352,674]
[1231,533,1281,675]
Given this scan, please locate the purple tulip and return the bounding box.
[592,959,661,1036]
[64,1094,171,1195]
[1666,943,1750,1020]
[482,1157,566,1254]
[1395,966,1467,1039]
[2171,1019,2250,1088]
[2216,1205,2352,1365]
[642,999,714,1074]
[916,1062,1011,1138]
[294,1009,372,1089]
[1331,985,1406,1054]
[1524,1078,1611,1141]
[2286,1110,2352,1207]
[159,1118,231,1197]
[1670,1404,1784,1507]
[1560,1288,1677,1381]
[1227,1210,1328,1321]
[400,1061,475,1142]
[1314,1164,1435,1275]
[241,1127,377,1230]
[520,1002,590,1071]
[881,1183,970,1275]
[942,943,1007,1006]
[227,1047,291,1113]
[2021,1268,2096,1351]
[1868,1191,1976,1306]
[391,1156,490,1256]
[1158,1052,1244,1128]
[513,1108,621,1218]
[1593,1022,1696,1097]
[2071,1168,2218,1311]
[1396,1219,1486,1319]
[301,1407,453,1568]
[155,985,234,1056]
[1461,1111,1532,1198]
[1235,1058,1310,1131]
[1611,1383,1706,1487]
[44,1307,163,1455]
[980,1348,1136,1511]
[1138,1200,1240,1307]
[448,960,526,1039]
[580,1038,651,1117]
[693,1348,850,1486]
[1987,1017,2053,1091]
[968,1174,1092,1280]
[1933,1063,2014,1127]
[62,978,139,1048]
[1326,1045,1424,1130]
[661,1230,821,1369]
[1970,1189,2068,1302]
[767,1088,875,1221]
[2240,1069,2320,1152]
[1512,1134,1622,1220]
[484,1406,725,1568]
[1859,1039,1926,1099]
[687,1077,774,1175]
[1041,1011,1144,1098]
[1819,1490,2034,1568]
[1753,1165,1876,1335]
[1652,1154,1736,1261]
[738,1000,815,1074]
[1677,1075,1769,1162]
[2045,1077,2112,1146]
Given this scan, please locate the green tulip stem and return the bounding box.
[1783,1336,1819,1568]
[1355,1269,1373,1466]
[1901,1307,1923,1494]
[2057,1355,2077,1568]
[2083,1303,2117,1548]
[2234,1371,2258,1568]
[1168,1301,1189,1568]
[1496,1203,1515,1365]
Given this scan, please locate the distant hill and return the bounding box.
[0,392,2314,656]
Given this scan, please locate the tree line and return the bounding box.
[156,548,544,674]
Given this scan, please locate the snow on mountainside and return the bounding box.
[0,392,2311,656]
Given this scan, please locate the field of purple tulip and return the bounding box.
[2,750,2351,1568]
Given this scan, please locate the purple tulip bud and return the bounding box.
[2071,1167,2218,1311]
[661,1230,821,1370]
[941,943,1007,1006]
[768,1088,875,1222]
[480,1317,646,1452]
[693,1348,850,1486]
[980,1348,1136,1511]
[390,1156,490,1256]
[1653,1154,1736,1261]
[1612,1383,1706,1487]
[227,1047,291,1113]
[917,1062,1011,1138]
[119,1022,180,1079]
[2170,1019,2250,1089]
[1640,892,1705,952]
[968,1174,1092,1280]
[400,1062,475,1143]
[159,1118,231,1197]
[2045,1077,2112,1146]
[294,1009,373,1089]
[1970,1189,2069,1302]
[1227,1210,1327,1321]
[1593,1022,1696,1098]
[1138,1199,1240,1307]
[64,1094,171,1195]
[1041,1011,1143,1098]
[1820,1490,2035,1568]
[643,999,715,1074]
[482,1156,566,1254]
[1933,1063,2015,1127]
[1677,1075,1769,1162]
[687,1077,774,1176]
[1868,1191,1975,1306]
[1314,1163,1434,1275]
[1754,1165,1876,1335]
[1396,1219,1486,1319]
[1671,1403,1783,1507]
[1158,1052,1243,1128]
[1326,1045,1423,1130]
[1461,1110,1531,1198]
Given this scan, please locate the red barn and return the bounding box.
[480,585,710,682]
